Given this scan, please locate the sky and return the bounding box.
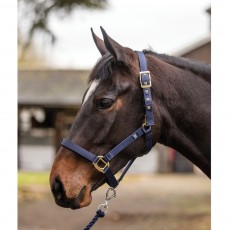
[36,0,211,69]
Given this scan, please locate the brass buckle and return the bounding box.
[140,71,151,88]
[142,114,147,127]
[93,156,110,173]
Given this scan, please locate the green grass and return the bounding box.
[18,171,50,187]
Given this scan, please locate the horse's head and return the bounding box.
[50,27,160,209]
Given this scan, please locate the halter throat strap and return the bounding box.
[61,51,154,188]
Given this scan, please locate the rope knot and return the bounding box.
[96,209,105,218]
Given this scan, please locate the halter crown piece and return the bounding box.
[61,51,155,188]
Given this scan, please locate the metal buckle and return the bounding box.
[140,71,151,88]
[142,114,147,127]
[93,156,110,173]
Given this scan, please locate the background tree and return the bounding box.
[18,0,108,58]
[18,30,48,68]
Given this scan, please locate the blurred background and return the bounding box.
[18,0,211,229]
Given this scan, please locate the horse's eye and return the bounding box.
[96,98,115,109]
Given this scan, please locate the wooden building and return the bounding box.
[18,69,89,170]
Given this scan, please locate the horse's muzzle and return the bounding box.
[50,176,91,209]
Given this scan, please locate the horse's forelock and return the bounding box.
[88,52,132,84]
[88,53,114,83]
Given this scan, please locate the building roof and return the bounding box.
[18,69,90,107]
[174,37,211,57]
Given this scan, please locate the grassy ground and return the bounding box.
[18,171,50,186]
[18,171,51,201]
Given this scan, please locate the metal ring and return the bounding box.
[98,203,108,214]
[142,125,151,133]
[93,156,110,173]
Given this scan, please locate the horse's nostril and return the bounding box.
[76,186,86,203]
[51,177,65,201]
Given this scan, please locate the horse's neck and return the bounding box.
[151,57,211,177]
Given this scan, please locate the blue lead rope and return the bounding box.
[83,160,135,229]
[84,210,105,230]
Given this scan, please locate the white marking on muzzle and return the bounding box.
[82,80,100,105]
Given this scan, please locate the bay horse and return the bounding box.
[50,27,211,210]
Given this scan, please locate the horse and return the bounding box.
[50,27,211,210]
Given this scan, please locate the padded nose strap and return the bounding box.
[61,139,97,162]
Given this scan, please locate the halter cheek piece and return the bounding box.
[61,51,155,188]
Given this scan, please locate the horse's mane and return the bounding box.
[144,50,211,83]
[89,50,211,83]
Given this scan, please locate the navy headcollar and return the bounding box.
[61,51,155,188]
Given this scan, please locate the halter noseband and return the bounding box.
[61,51,155,188]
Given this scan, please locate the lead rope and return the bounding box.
[84,159,135,230]
[84,187,116,230]
[83,210,105,230]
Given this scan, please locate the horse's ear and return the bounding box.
[100,26,135,65]
[91,28,107,56]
